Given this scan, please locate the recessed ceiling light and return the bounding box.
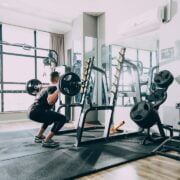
[1,2,9,7]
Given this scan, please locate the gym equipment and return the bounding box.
[111,121,125,133]
[26,72,82,96]
[59,72,81,96]
[43,51,57,66]
[152,136,180,161]
[26,79,43,96]
[154,70,174,88]
[56,50,142,147]
[152,103,180,161]
[56,57,95,123]
[130,69,174,145]
[130,101,159,129]
[111,57,142,106]
[74,48,142,146]
[147,89,166,102]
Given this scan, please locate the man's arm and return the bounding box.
[47,89,60,105]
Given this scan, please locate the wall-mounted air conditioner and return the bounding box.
[118,4,171,39]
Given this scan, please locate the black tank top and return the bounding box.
[33,86,57,110]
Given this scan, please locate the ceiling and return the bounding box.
[0,0,166,34]
[113,30,159,50]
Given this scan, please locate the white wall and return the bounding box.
[64,14,83,65]
[72,14,83,41]
[105,0,166,45]
[83,13,97,38]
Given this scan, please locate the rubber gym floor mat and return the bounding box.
[0,130,159,180]
[0,127,124,161]
[0,128,76,161]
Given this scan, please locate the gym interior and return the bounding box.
[0,0,179,179]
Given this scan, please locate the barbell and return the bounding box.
[26,72,82,96]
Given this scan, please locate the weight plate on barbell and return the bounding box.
[59,72,81,96]
[26,79,42,96]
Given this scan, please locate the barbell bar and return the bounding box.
[26,72,83,96]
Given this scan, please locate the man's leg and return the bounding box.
[28,107,49,143]
[45,131,55,141]
[36,123,49,137]
[45,113,66,141]
[42,111,66,148]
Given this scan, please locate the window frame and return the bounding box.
[0,24,51,112]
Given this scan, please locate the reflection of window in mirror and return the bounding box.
[85,36,97,61]
[72,40,82,76]
[125,48,137,60]
[152,51,157,67]
[138,50,150,68]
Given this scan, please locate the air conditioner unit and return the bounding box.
[118,7,165,39]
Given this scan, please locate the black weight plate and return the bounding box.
[154,70,174,88]
[147,89,166,102]
[130,101,150,121]
[59,72,81,96]
[26,79,42,96]
[130,101,158,128]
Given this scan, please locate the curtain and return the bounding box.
[49,33,65,65]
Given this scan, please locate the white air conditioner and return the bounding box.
[118,7,165,39]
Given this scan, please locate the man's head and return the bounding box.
[50,71,60,84]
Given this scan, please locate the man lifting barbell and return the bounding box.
[27,71,66,148]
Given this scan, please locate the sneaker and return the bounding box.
[34,135,45,143]
[42,139,59,148]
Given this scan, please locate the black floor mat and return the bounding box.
[0,129,158,180]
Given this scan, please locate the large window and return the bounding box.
[0,24,51,112]
[3,55,35,82]
[3,25,34,55]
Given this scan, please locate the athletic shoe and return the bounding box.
[42,139,59,148]
[34,135,46,143]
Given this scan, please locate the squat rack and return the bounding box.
[75,48,142,146]
[56,48,142,147]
